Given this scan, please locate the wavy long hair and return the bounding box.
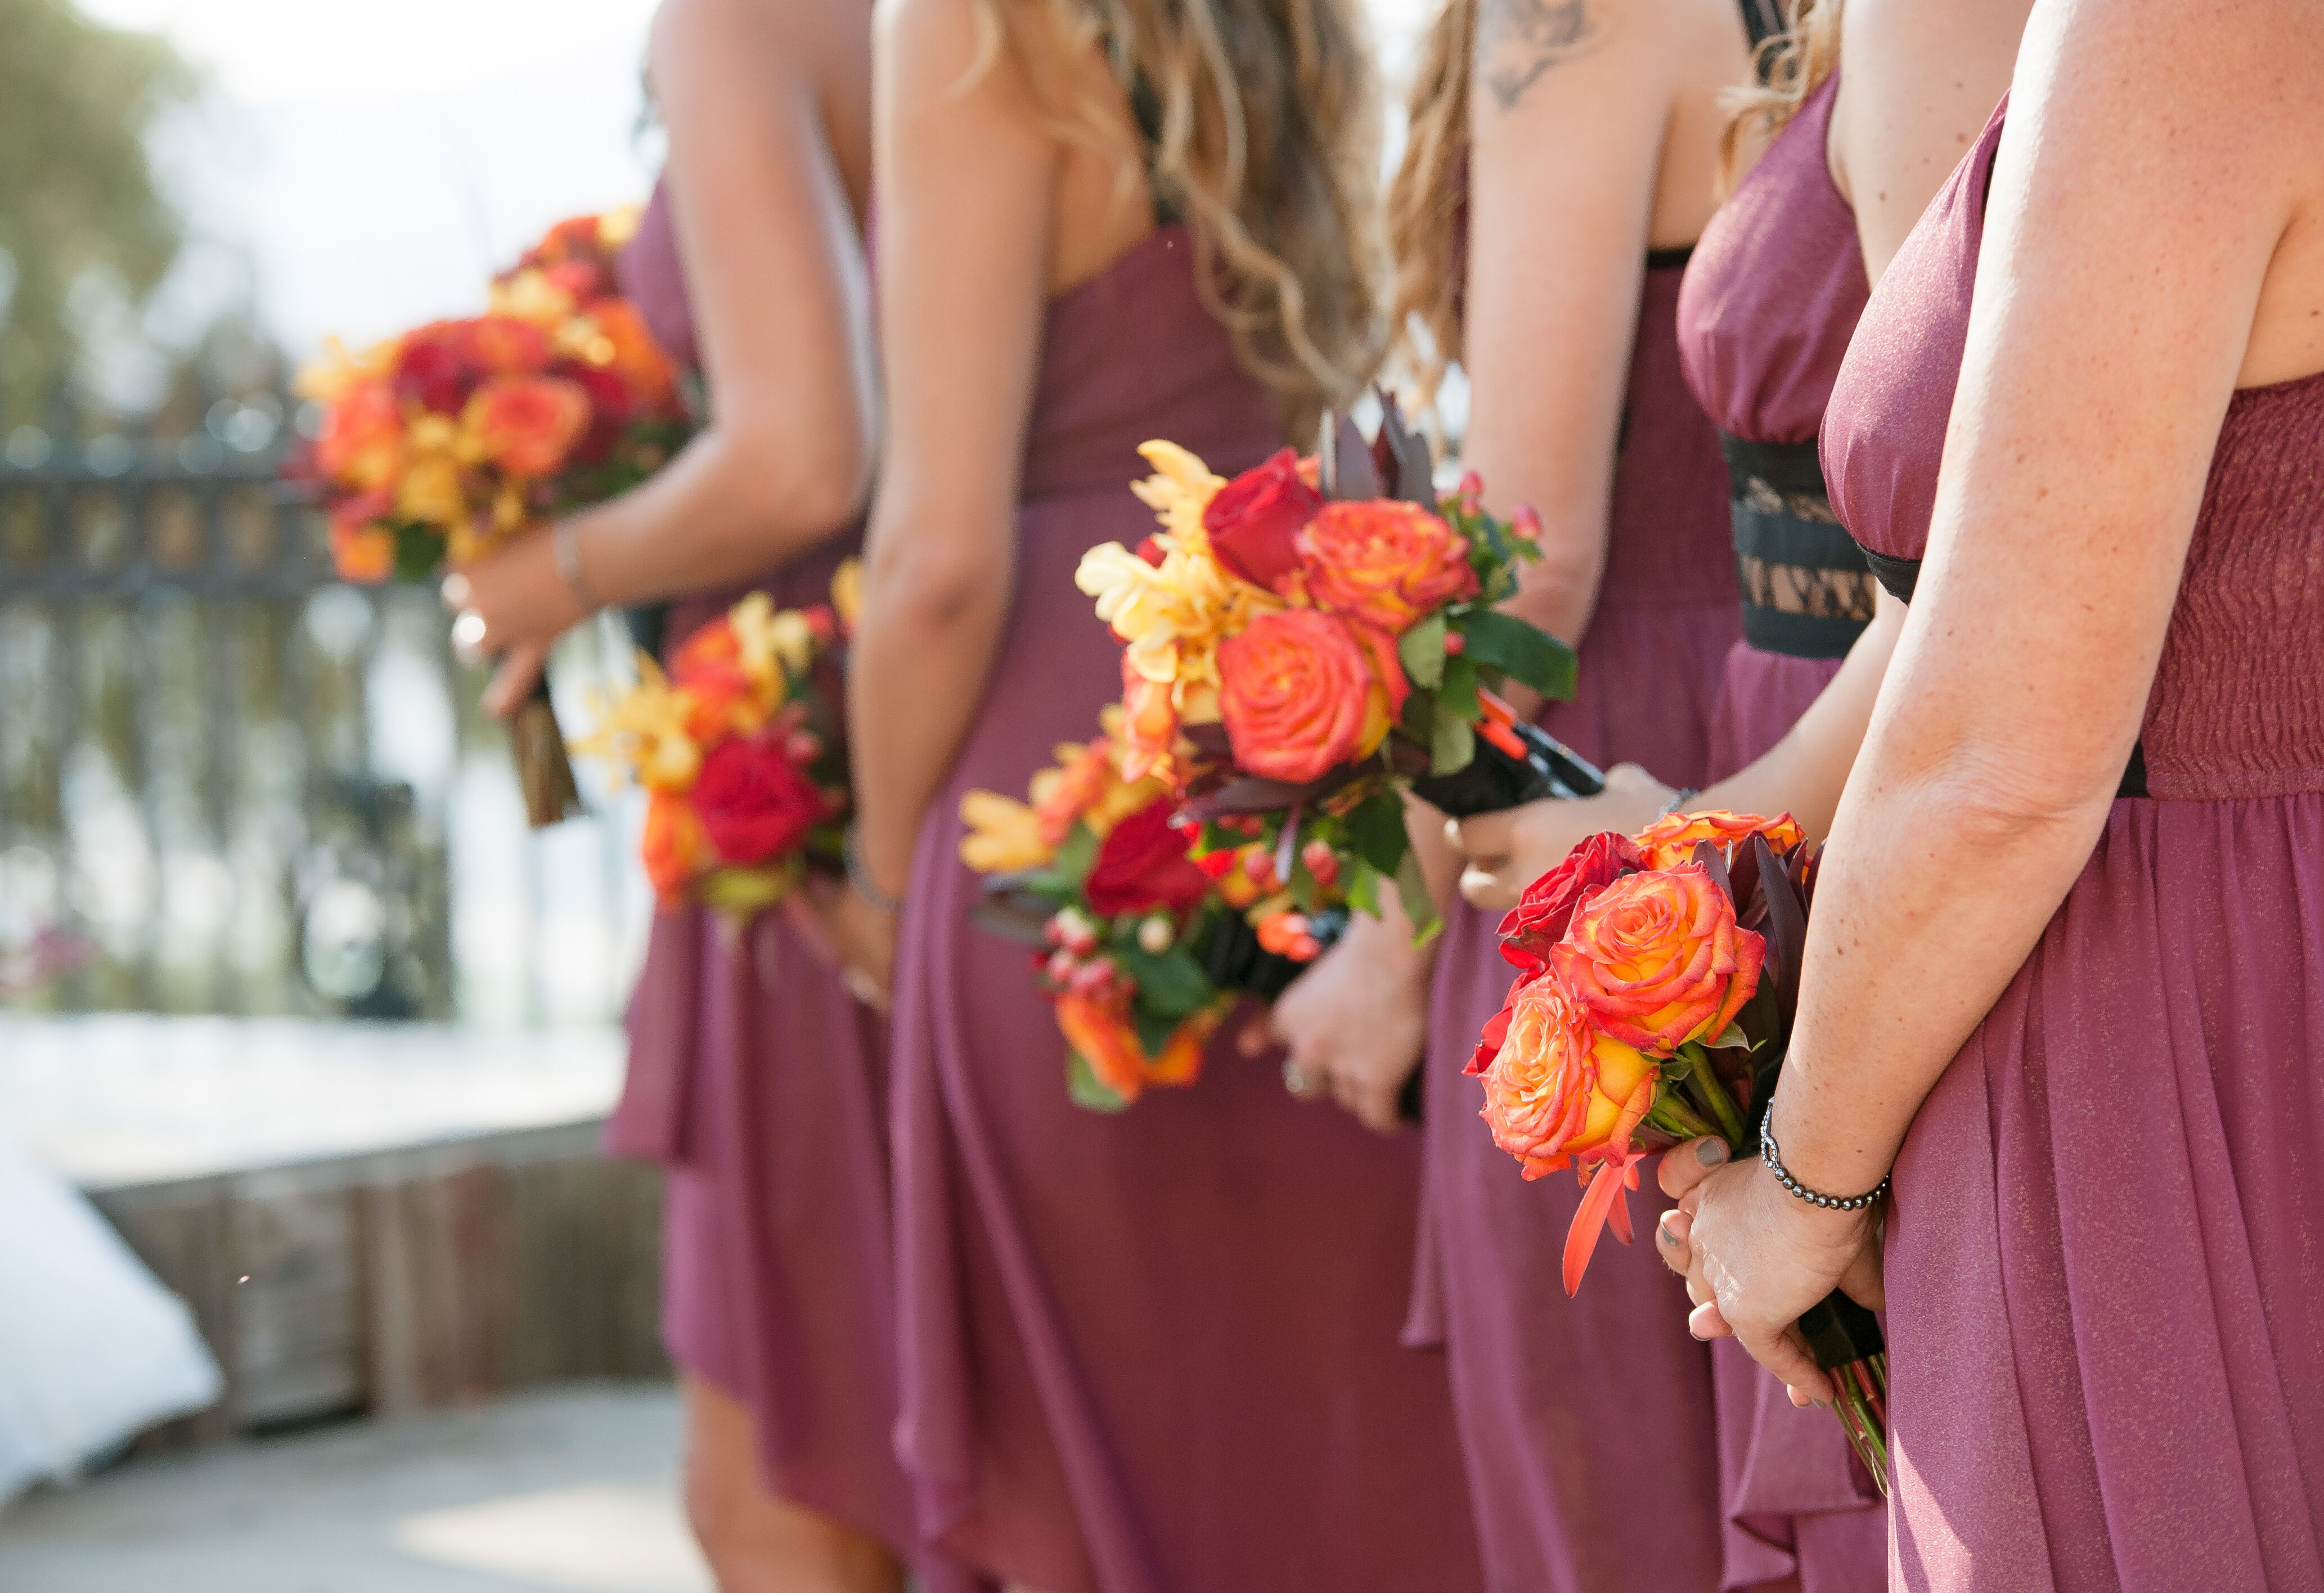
[1718,0,1842,192]
[1383,0,1471,406]
[970,0,1383,440]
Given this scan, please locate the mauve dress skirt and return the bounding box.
[1886,792,2324,1592]
[1414,586,1741,1592]
[612,559,988,1591]
[889,492,1487,1593]
[1702,642,1890,1593]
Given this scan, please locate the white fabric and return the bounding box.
[0,1137,220,1505]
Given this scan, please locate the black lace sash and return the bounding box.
[1721,435,1877,659]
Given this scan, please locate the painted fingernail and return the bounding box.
[1656,1217,1679,1246]
[1696,1140,1729,1167]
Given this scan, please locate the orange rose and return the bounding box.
[642,790,712,903]
[463,375,590,478]
[1550,865,1764,1055]
[1216,609,1388,785]
[327,501,397,583]
[1297,500,1478,633]
[586,298,678,407]
[462,314,552,376]
[1055,991,1210,1104]
[314,381,403,490]
[1478,971,1658,1181]
[1633,809,1806,870]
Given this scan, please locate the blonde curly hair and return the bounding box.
[971,0,1386,441]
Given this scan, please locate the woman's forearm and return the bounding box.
[568,413,873,608]
[1768,749,2114,1198]
[1696,597,1905,840]
[845,518,1016,897]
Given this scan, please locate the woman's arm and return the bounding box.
[837,0,1059,982]
[1449,594,1904,908]
[1465,0,1735,660]
[455,0,876,707]
[1666,0,2314,1398]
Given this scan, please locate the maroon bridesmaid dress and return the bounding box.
[1824,96,2324,1591]
[1412,258,1742,1588]
[1674,74,1887,1591]
[886,223,1486,1593]
[608,181,972,1585]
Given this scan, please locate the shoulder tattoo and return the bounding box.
[1476,0,1613,111]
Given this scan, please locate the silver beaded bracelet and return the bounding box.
[1760,1114,1890,1213]
[1656,787,1701,819]
[553,520,605,615]
[844,825,905,916]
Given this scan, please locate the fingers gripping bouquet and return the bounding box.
[1473,811,1890,1490]
[576,567,856,921]
[295,205,695,826]
[959,716,1352,1112]
[1076,399,1602,940]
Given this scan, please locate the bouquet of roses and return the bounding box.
[1471,809,1889,1490]
[295,205,694,825]
[959,714,1351,1112]
[1076,397,1600,939]
[574,569,854,919]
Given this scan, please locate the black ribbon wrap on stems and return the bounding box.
[1408,720,1607,817]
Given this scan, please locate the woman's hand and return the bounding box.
[440,527,587,719]
[1656,1138,1884,1408]
[1446,762,1672,910]
[444,527,590,654]
[798,874,898,1011]
[1265,911,1433,1135]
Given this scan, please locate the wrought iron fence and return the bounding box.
[0,388,648,1024]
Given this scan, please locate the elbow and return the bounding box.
[862,521,1010,639]
[1897,742,2122,859]
[718,409,875,542]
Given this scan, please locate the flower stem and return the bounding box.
[1678,1043,1750,1150]
[1647,1090,1717,1144]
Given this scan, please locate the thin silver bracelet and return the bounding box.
[1760,1112,1890,1213]
[553,520,605,614]
[844,825,905,916]
[1656,787,1701,819]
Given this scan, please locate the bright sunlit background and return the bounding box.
[82,0,1437,368]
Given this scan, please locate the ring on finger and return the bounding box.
[1283,1060,1318,1099]
[451,610,489,666]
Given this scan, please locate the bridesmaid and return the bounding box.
[445,4,956,1590]
[838,1,1485,1590]
[1665,2,2324,1587]
[1269,0,1751,1586]
[1449,1,2031,1584]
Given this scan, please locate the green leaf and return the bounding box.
[1430,706,1475,776]
[1346,860,1383,920]
[1066,1050,1132,1113]
[1437,654,1482,725]
[1132,1002,1183,1060]
[1345,791,1411,877]
[393,522,444,583]
[1396,611,1449,691]
[1703,1020,1759,1051]
[1052,822,1099,886]
[1457,609,1579,701]
[699,862,800,920]
[1115,943,1215,1020]
[1396,849,1442,942]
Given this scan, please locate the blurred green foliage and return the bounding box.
[0,0,196,416]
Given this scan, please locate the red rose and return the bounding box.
[1498,831,1643,975]
[1083,800,1212,919]
[554,359,635,465]
[393,326,477,415]
[691,736,830,866]
[1203,447,1323,592]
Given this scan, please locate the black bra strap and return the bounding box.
[1739,0,1785,53]
[1127,73,1180,228]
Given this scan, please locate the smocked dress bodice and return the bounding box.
[1678,74,1876,661]
[1823,96,2324,801]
